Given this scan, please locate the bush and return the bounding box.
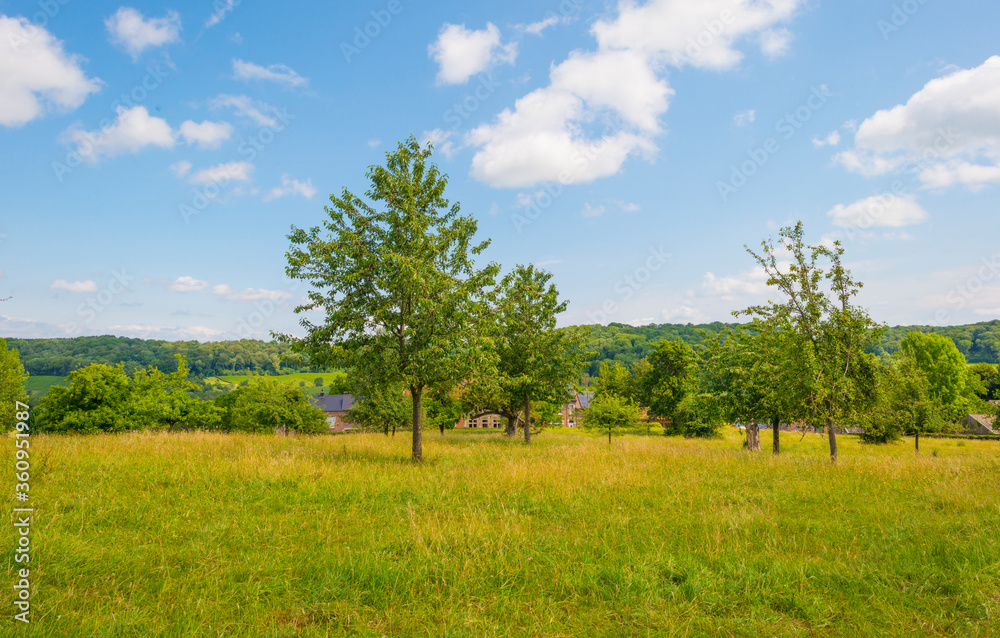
[215,377,327,434]
[671,393,725,438]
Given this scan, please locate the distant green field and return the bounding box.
[213,371,348,394]
[23,375,68,397]
[6,428,998,636]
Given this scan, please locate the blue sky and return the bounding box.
[1,0,999,341]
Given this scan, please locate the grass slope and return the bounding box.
[3,429,998,636]
[23,375,68,398]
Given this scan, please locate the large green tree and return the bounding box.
[740,222,883,462]
[637,339,697,423]
[280,137,498,461]
[899,332,983,419]
[1,338,29,433]
[492,264,587,443]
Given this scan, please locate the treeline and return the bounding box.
[579,319,1000,376]
[6,336,314,378]
[7,319,1000,381]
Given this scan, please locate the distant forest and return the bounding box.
[581,320,1000,377]
[6,336,309,378]
[7,320,1000,379]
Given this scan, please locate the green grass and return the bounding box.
[23,375,68,398]
[3,429,999,636]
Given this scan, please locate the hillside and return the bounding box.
[6,320,999,379]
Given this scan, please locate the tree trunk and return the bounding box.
[915,431,919,453]
[411,386,423,462]
[439,421,444,436]
[523,394,531,444]
[506,414,517,437]
[392,425,396,437]
[608,427,612,444]
[826,417,837,463]
[771,415,780,455]
[384,423,389,436]
[747,423,761,452]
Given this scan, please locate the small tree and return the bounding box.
[672,393,726,438]
[279,137,499,461]
[347,380,412,436]
[740,222,884,462]
[215,377,326,434]
[582,394,642,444]
[314,377,325,388]
[0,338,28,433]
[492,264,587,444]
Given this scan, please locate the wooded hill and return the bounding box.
[6,319,999,378]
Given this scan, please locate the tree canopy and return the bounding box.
[279,136,499,461]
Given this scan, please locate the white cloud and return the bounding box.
[169,276,208,292]
[105,7,181,60]
[188,161,254,186]
[50,279,98,293]
[833,55,1000,190]
[428,23,517,85]
[179,120,233,148]
[169,160,192,178]
[205,0,236,28]
[826,193,929,229]
[534,259,564,267]
[591,0,802,70]
[232,59,308,87]
[0,16,102,127]
[264,174,317,201]
[518,15,562,36]
[661,306,708,323]
[211,284,292,302]
[209,94,279,127]
[733,109,756,127]
[466,0,805,188]
[700,267,769,297]
[63,105,175,162]
[421,128,458,158]
[812,130,841,147]
[581,203,606,218]
[367,139,382,148]
[759,27,792,58]
[107,324,225,341]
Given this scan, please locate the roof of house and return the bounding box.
[577,392,594,408]
[309,393,356,412]
[965,414,997,427]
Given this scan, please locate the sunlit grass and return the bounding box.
[3,428,999,636]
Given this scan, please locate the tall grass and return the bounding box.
[3,429,999,636]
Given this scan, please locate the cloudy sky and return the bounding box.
[1,0,999,341]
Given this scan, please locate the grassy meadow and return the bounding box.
[212,372,347,395]
[3,428,999,636]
